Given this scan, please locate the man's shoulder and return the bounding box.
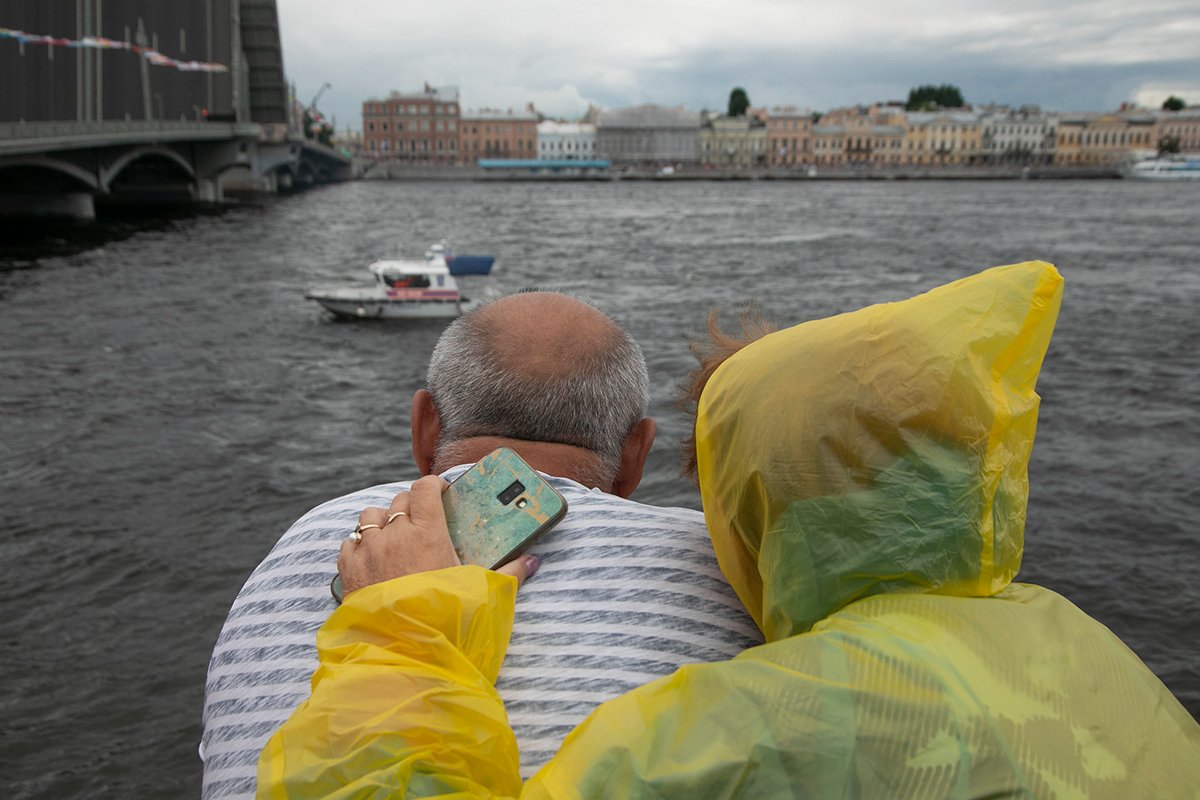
[546,478,702,515]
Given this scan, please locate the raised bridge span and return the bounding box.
[0,0,352,220]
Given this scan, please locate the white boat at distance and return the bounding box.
[306,243,495,319]
[1126,154,1200,180]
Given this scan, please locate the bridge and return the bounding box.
[0,0,352,221]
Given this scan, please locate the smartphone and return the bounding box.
[443,446,568,569]
[331,447,567,603]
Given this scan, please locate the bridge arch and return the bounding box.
[101,145,195,191]
[0,156,100,191]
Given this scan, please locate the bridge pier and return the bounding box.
[0,192,95,221]
[194,178,224,203]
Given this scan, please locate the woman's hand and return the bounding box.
[338,475,539,597]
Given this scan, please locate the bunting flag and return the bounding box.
[0,27,229,72]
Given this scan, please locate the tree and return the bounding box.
[1159,135,1182,154]
[728,87,750,117]
[905,84,965,111]
[1163,95,1186,111]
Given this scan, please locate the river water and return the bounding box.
[1,179,1197,797]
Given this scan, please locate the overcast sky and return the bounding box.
[276,0,1200,131]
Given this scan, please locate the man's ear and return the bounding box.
[610,418,656,498]
[411,389,441,476]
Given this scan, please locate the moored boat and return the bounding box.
[306,243,495,319]
[1126,155,1200,180]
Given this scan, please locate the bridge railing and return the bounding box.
[0,120,266,155]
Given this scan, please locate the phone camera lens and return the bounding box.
[497,480,526,505]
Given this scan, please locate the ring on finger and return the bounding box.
[347,530,363,544]
[385,511,408,526]
[355,523,382,534]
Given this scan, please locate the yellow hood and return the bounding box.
[695,261,1064,641]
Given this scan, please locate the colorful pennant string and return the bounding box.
[0,27,229,72]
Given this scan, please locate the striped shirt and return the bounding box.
[200,468,763,799]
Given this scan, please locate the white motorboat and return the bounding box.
[306,243,495,320]
[1126,155,1200,180]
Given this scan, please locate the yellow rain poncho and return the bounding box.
[259,261,1200,798]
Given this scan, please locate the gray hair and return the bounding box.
[427,294,649,478]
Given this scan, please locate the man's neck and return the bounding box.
[431,436,615,492]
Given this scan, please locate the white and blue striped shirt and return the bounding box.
[200,467,763,799]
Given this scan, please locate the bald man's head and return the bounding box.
[425,291,650,482]
[472,292,626,381]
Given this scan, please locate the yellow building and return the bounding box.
[902,112,982,166]
[811,123,845,166]
[763,106,813,166]
[1055,112,1156,166]
[1156,109,1200,153]
[700,115,767,167]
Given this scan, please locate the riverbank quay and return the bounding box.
[362,162,1122,181]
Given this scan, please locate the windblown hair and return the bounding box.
[427,294,649,483]
[679,308,778,480]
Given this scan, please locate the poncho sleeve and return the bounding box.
[257,565,522,799]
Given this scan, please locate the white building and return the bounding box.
[979,105,1058,165]
[595,104,701,165]
[537,121,597,160]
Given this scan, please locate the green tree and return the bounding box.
[905,84,965,111]
[1159,135,1182,154]
[1162,95,1186,111]
[728,87,750,117]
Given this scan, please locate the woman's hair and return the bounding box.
[427,294,649,483]
[679,308,777,480]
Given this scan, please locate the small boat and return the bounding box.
[1126,155,1200,180]
[306,243,495,319]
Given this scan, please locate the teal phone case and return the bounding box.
[443,447,568,569]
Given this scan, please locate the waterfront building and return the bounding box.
[699,113,767,167]
[810,105,905,167]
[978,105,1057,165]
[1155,109,1200,153]
[812,122,846,166]
[536,121,596,160]
[594,104,700,166]
[362,85,460,164]
[902,111,982,166]
[763,106,813,166]
[1055,110,1155,166]
[459,106,539,163]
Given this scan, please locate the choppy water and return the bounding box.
[1,179,1197,797]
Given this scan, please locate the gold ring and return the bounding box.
[354,523,383,534]
[385,511,408,526]
[347,530,363,544]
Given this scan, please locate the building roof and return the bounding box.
[596,104,699,129]
[537,121,596,135]
[905,111,983,126]
[463,108,539,121]
[365,85,459,104]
